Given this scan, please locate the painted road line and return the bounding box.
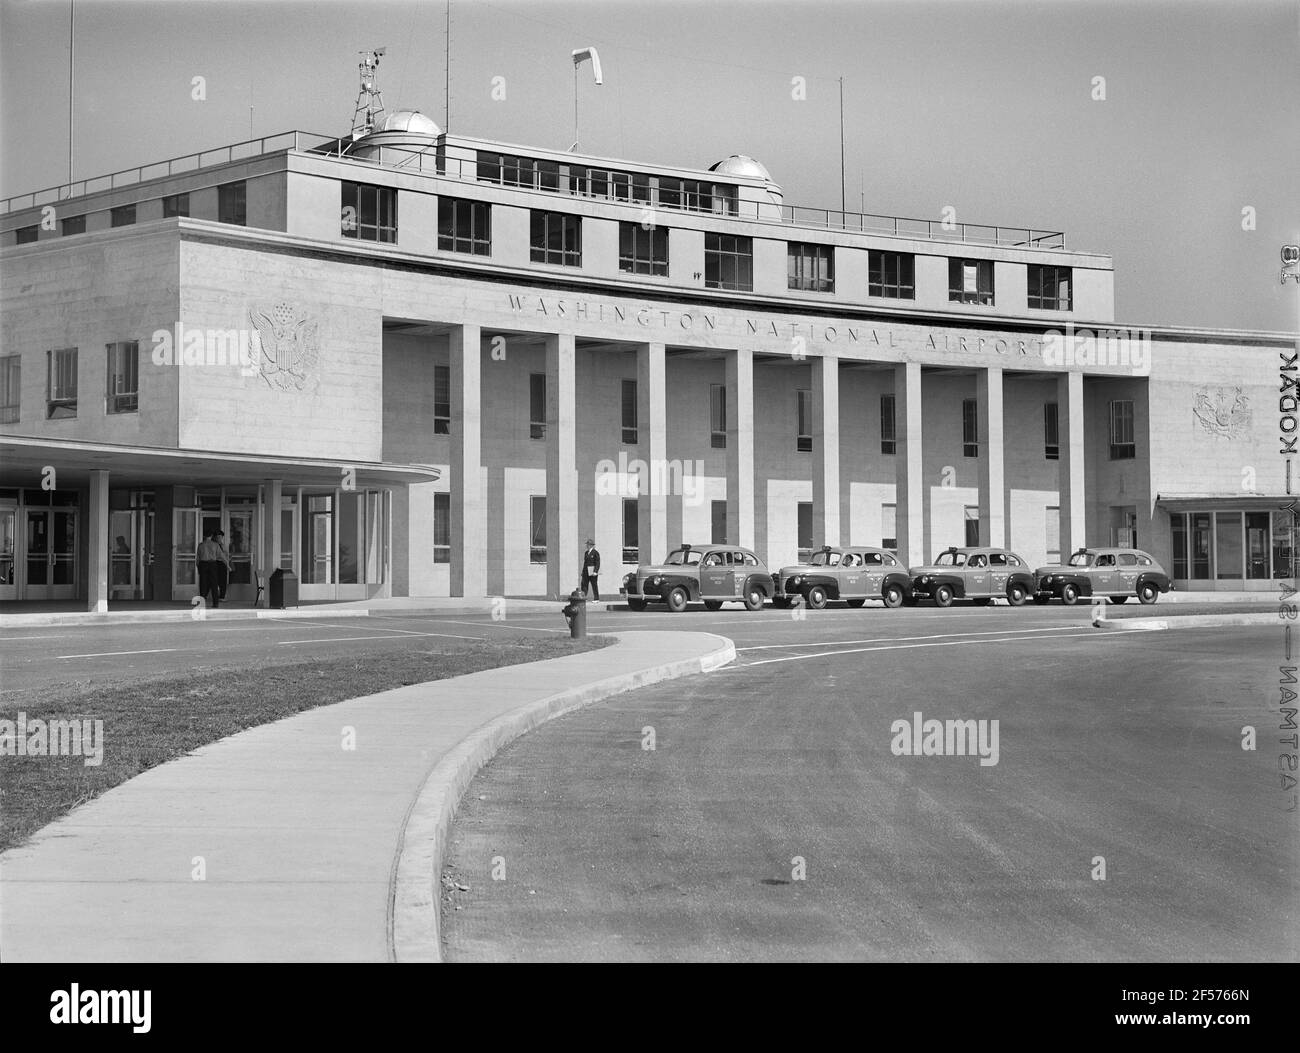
[422,619,570,634]
[734,624,1088,651]
[276,631,483,645]
[57,648,179,659]
[735,630,1115,667]
[0,634,77,642]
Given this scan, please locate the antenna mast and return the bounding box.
[351,47,388,139]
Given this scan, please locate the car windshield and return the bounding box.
[934,551,967,567]
[810,551,839,566]
[665,549,702,566]
[1068,552,1095,567]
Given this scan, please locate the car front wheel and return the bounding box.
[883,585,905,609]
[934,585,954,608]
[1007,583,1028,606]
[1061,583,1080,605]
[743,586,765,611]
[666,586,689,613]
[806,586,828,610]
[1138,582,1159,605]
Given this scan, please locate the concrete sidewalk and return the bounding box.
[0,630,735,963]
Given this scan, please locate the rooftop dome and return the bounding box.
[377,109,441,137]
[709,154,773,181]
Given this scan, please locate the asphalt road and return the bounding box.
[441,613,1297,962]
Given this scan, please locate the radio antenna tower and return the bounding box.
[351,47,387,139]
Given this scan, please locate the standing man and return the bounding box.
[197,529,230,610]
[581,538,601,601]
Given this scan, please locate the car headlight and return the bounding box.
[651,575,663,586]
[792,575,803,586]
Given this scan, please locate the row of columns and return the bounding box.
[443,327,1088,598]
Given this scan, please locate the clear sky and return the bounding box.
[3,0,1297,332]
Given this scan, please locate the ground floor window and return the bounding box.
[622,498,638,564]
[797,502,813,562]
[965,505,979,547]
[1045,506,1060,563]
[530,496,547,564]
[433,493,450,563]
[882,504,896,551]
[1170,509,1294,581]
[712,500,727,545]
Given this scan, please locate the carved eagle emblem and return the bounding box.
[248,302,320,392]
[1192,387,1250,438]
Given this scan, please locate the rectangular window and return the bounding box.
[218,181,246,225]
[433,492,451,564]
[963,398,979,457]
[1172,513,1188,579]
[712,500,727,545]
[105,341,139,414]
[618,222,669,276]
[1246,511,1271,580]
[868,250,915,299]
[1044,401,1059,459]
[1191,512,1212,579]
[0,355,19,423]
[480,153,558,191]
[162,193,189,218]
[657,177,681,210]
[1028,264,1073,311]
[880,394,896,455]
[1109,400,1136,459]
[110,204,135,228]
[787,242,834,292]
[530,210,581,266]
[1273,511,1296,580]
[949,257,994,305]
[622,498,639,564]
[710,384,726,449]
[797,389,813,452]
[1045,506,1060,564]
[437,196,490,255]
[704,233,753,291]
[530,495,547,564]
[433,364,450,435]
[797,503,813,563]
[61,214,86,235]
[47,347,78,419]
[882,504,897,552]
[342,182,397,243]
[1216,511,1243,580]
[529,373,546,439]
[964,506,980,547]
[16,225,38,244]
[621,378,638,444]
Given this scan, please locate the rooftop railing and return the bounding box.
[3,130,1066,249]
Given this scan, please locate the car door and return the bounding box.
[966,553,990,596]
[699,550,735,598]
[839,552,863,596]
[858,551,884,595]
[1115,552,1140,593]
[988,552,1011,595]
[1092,553,1118,594]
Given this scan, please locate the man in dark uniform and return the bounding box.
[197,529,230,609]
[581,538,601,601]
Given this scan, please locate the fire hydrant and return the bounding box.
[561,589,587,639]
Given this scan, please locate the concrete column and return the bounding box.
[894,362,925,566]
[1058,371,1086,556]
[812,355,841,548]
[546,333,578,598]
[725,347,755,550]
[260,478,282,608]
[450,324,486,597]
[86,470,109,613]
[636,342,668,565]
[976,366,1006,548]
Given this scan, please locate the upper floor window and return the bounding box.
[1028,264,1072,311]
[433,364,450,434]
[619,222,668,276]
[575,167,651,204]
[478,152,560,192]
[218,181,246,226]
[47,347,78,419]
[880,394,896,455]
[621,378,638,444]
[797,389,813,452]
[530,373,546,439]
[1109,400,1136,459]
[61,214,86,236]
[438,196,490,255]
[0,355,20,424]
[710,383,727,449]
[16,225,38,244]
[110,204,136,228]
[105,341,139,414]
[869,250,915,299]
[705,233,752,291]
[962,398,979,457]
[657,177,736,214]
[788,242,834,293]
[342,182,397,243]
[163,193,189,218]
[1044,401,1059,460]
[949,257,994,306]
[530,210,581,267]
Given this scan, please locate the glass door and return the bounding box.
[172,508,199,600]
[0,505,16,600]
[224,508,256,602]
[24,508,77,600]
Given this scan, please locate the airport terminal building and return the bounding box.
[1,106,1295,608]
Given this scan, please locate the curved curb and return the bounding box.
[1093,611,1278,631]
[387,630,736,963]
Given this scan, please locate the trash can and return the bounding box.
[561,589,586,639]
[269,568,299,609]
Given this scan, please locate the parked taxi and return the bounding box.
[909,546,1036,607]
[621,543,772,612]
[771,546,914,609]
[1033,548,1171,605]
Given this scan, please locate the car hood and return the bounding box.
[775,563,822,577]
[1034,564,1074,576]
[630,563,695,576]
[910,564,962,576]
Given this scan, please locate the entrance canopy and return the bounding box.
[1156,493,1297,514]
